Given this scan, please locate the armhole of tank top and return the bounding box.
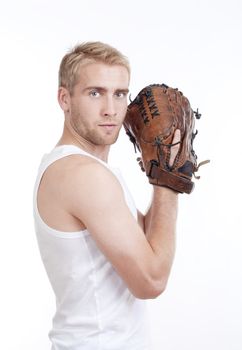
[34,145,137,236]
[34,152,90,239]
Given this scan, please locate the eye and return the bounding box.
[115,91,127,99]
[89,90,100,97]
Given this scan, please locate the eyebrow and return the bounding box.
[83,86,129,93]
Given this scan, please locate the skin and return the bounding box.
[57,63,130,161]
[37,62,180,299]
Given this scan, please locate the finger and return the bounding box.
[169,129,181,167]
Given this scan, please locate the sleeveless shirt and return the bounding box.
[33,145,150,350]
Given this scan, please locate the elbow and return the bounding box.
[132,278,168,300]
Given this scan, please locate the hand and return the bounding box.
[169,129,181,167]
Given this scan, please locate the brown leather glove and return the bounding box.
[124,83,209,194]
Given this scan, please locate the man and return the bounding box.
[33,41,179,350]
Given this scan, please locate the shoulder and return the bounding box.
[62,154,121,188]
[44,153,118,183]
[52,155,129,225]
[47,154,124,204]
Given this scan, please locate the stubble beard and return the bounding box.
[84,127,120,146]
[71,112,121,146]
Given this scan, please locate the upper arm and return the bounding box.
[63,161,159,298]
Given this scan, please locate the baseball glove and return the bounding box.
[123,83,209,194]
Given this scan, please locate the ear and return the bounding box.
[58,87,71,112]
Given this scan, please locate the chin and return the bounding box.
[107,134,120,145]
[101,137,118,146]
[85,128,121,146]
[97,133,120,145]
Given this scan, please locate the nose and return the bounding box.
[102,95,117,118]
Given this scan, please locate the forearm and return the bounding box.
[144,186,179,287]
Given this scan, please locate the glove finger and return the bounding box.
[167,87,181,103]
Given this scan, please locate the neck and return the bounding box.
[56,122,111,162]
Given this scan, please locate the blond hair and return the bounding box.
[58,41,130,94]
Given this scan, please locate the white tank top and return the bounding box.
[33,145,150,350]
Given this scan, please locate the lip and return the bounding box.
[98,124,117,126]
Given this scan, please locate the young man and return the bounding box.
[33,42,179,350]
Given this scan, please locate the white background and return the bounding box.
[0,0,241,349]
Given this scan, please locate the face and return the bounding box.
[60,63,130,146]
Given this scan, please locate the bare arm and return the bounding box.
[136,187,178,293]
[135,130,180,292]
[144,187,178,290]
[60,157,178,300]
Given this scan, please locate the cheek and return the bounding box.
[119,103,128,118]
[80,97,99,115]
[71,99,89,119]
